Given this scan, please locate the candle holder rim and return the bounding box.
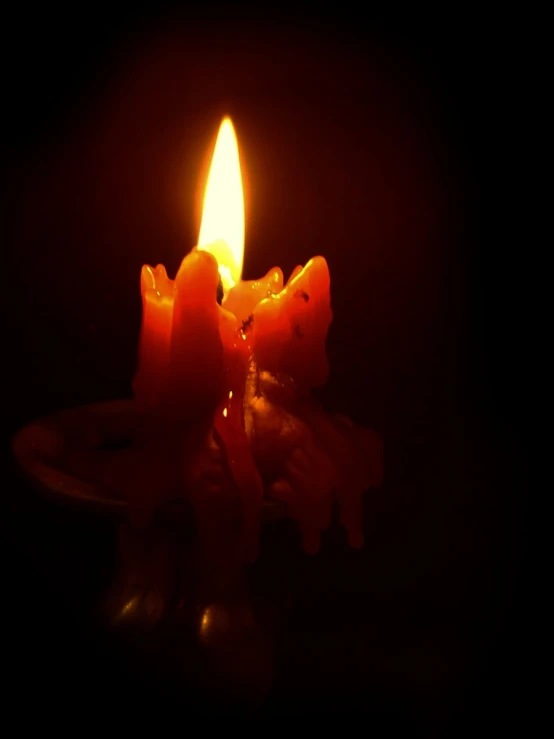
[11,399,286,522]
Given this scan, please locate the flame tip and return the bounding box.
[197,116,245,294]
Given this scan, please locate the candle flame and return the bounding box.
[198,117,245,293]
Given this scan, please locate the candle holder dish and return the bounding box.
[12,398,286,521]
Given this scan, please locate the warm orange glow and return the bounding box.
[197,117,245,293]
[201,608,211,633]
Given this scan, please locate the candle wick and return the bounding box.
[216,276,224,305]
[293,289,310,302]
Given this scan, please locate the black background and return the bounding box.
[2,3,527,732]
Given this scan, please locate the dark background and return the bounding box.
[2,3,527,732]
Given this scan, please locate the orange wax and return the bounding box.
[252,256,332,391]
[133,264,174,413]
[223,267,284,325]
[214,313,263,563]
[164,249,224,420]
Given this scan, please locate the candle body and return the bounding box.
[133,248,382,560]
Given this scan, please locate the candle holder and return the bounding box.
[12,399,286,522]
[12,399,289,708]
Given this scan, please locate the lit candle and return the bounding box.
[131,116,383,560]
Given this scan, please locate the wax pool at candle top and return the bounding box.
[223,267,284,325]
[135,248,331,418]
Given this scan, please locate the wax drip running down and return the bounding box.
[209,285,384,559]
[213,320,263,563]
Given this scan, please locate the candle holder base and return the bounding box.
[12,399,288,709]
